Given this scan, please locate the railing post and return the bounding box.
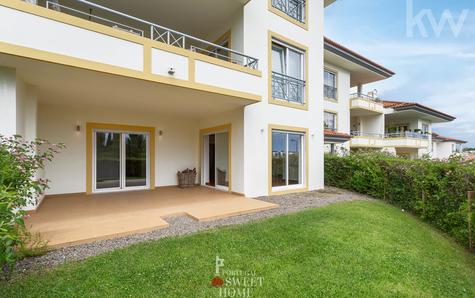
[468,191,474,251]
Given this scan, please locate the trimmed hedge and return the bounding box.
[325,152,475,249]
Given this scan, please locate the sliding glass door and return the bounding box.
[94,131,149,192]
[271,130,304,189]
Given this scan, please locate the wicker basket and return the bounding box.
[177,168,197,188]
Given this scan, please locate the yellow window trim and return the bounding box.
[268,124,309,196]
[0,1,262,100]
[268,31,309,111]
[86,123,156,195]
[267,0,309,30]
[199,124,233,193]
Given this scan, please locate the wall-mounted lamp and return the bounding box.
[76,124,81,132]
[158,130,163,136]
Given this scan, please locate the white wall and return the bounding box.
[242,0,325,197]
[194,61,262,94]
[151,49,189,80]
[38,103,199,195]
[0,6,143,71]
[0,67,17,136]
[361,115,385,135]
[432,142,456,159]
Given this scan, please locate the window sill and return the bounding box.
[324,97,339,103]
[269,97,308,110]
[270,184,308,196]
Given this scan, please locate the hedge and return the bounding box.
[325,152,475,250]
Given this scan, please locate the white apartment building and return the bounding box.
[323,40,464,159]
[0,0,341,211]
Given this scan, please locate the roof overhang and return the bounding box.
[324,0,337,7]
[324,37,395,87]
[388,106,455,123]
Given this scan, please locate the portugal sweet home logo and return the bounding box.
[211,256,264,297]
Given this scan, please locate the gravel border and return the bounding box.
[14,187,372,274]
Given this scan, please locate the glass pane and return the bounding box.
[288,49,302,79]
[215,132,229,188]
[96,132,121,189]
[324,71,335,87]
[324,112,336,130]
[288,134,302,185]
[125,133,147,187]
[272,132,287,187]
[272,44,285,73]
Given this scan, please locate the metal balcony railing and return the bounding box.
[324,85,337,100]
[350,93,382,103]
[385,132,430,139]
[271,0,306,23]
[272,72,306,104]
[42,0,258,69]
[351,131,384,138]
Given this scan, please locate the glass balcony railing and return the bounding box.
[350,131,384,138]
[385,132,430,139]
[350,93,382,103]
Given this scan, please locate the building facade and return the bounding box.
[0,0,465,214]
[0,0,341,210]
[322,40,464,159]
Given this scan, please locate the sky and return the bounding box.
[325,0,475,147]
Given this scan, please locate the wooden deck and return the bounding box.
[26,187,277,248]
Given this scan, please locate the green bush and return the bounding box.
[0,135,63,276]
[325,152,475,249]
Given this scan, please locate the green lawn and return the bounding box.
[2,201,475,297]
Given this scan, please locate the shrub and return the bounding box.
[0,135,64,276]
[325,152,475,249]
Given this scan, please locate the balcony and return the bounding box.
[350,93,384,115]
[272,71,306,104]
[271,0,306,24]
[324,85,338,101]
[0,0,261,101]
[350,131,386,148]
[385,132,430,148]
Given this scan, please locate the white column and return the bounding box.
[0,67,18,136]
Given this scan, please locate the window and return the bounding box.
[422,124,429,134]
[324,112,337,131]
[271,0,306,24]
[324,70,337,100]
[272,130,304,188]
[271,39,306,104]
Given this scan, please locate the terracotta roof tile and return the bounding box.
[382,100,456,121]
[432,132,466,144]
[324,37,395,76]
[324,129,351,139]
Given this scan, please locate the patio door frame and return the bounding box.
[92,130,150,193]
[86,123,156,195]
[199,124,232,193]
